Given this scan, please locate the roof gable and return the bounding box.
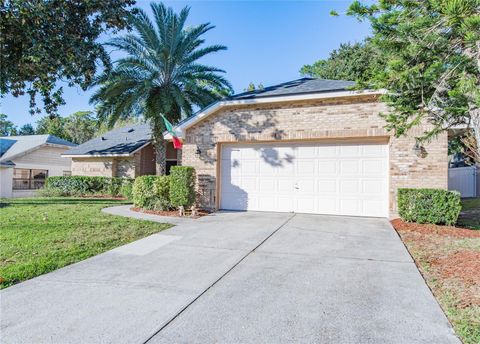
[167,78,383,139]
[0,135,76,163]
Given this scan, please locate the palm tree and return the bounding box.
[90,2,232,174]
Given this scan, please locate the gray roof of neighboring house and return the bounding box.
[0,160,16,167]
[63,122,152,156]
[0,135,76,164]
[228,78,356,100]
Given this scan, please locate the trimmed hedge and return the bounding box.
[169,166,196,210]
[397,188,462,225]
[45,176,133,197]
[132,175,171,210]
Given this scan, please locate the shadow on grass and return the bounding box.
[458,198,480,230]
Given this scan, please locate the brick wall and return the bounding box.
[72,157,115,177]
[182,95,448,217]
[71,144,156,178]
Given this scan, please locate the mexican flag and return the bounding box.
[161,115,182,149]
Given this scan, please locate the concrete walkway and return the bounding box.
[1,211,459,344]
[101,204,196,225]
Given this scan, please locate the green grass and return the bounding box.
[0,197,172,289]
[461,198,480,211]
[458,198,480,230]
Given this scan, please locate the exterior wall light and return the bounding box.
[413,142,428,158]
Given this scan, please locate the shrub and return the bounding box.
[169,166,196,213]
[44,176,133,197]
[120,182,133,200]
[132,175,171,210]
[397,188,462,225]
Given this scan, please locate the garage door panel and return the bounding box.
[339,180,360,194]
[276,162,295,176]
[318,179,337,193]
[220,142,388,217]
[318,160,337,175]
[317,198,338,214]
[362,159,384,175]
[239,160,258,175]
[258,162,276,175]
[278,179,295,192]
[221,193,249,210]
[339,160,360,175]
[258,179,276,192]
[258,196,279,211]
[317,145,337,157]
[339,145,361,157]
[363,200,385,217]
[362,144,386,155]
[295,198,316,213]
[297,178,315,191]
[296,160,316,175]
[362,180,384,194]
[296,146,317,158]
[241,177,257,191]
[277,197,294,212]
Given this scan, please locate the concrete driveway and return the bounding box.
[1,211,459,343]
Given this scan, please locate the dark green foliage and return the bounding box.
[120,182,133,200]
[18,123,35,135]
[45,176,133,197]
[1,0,135,116]
[300,41,381,85]
[397,188,462,225]
[0,113,17,136]
[346,0,480,149]
[132,176,171,210]
[169,166,196,209]
[36,111,98,144]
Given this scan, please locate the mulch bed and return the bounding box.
[131,207,210,219]
[391,218,480,238]
[391,219,480,309]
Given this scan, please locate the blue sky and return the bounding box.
[1,0,371,127]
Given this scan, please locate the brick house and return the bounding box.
[62,122,180,177]
[66,78,448,217]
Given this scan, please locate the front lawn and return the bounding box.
[392,197,480,344]
[458,198,480,230]
[0,197,172,289]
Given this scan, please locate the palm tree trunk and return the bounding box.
[152,122,166,175]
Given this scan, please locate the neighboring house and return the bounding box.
[62,123,180,177]
[0,135,77,198]
[66,78,450,218]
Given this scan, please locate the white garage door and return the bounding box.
[220,141,389,217]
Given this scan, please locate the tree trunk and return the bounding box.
[469,105,480,163]
[152,122,167,175]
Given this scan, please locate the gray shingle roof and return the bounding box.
[0,160,15,167]
[228,78,355,100]
[0,135,76,163]
[64,122,152,156]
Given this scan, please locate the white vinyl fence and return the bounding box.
[448,166,478,198]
